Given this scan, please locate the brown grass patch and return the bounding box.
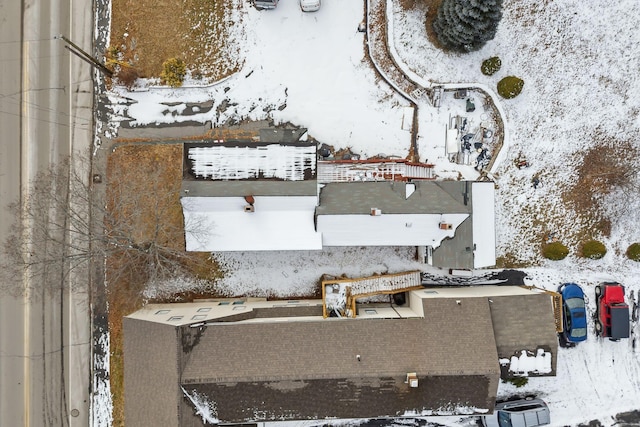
[398,0,417,10]
[422,0,443,49]
[495,253,533,269]
[563,138,637,238]
[106,143,223,426]
[109,0,241,80]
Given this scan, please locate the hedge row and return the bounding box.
[542,240,640,261]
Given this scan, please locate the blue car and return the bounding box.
[558,283,587,343]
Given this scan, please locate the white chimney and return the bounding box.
[406,372,418,388]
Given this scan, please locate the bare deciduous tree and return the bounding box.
[1,153,210,298]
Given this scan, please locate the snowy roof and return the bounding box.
[123,286,559,424]
[186,141,317,181]
[181,195,322,251]
[178,298,500,422]
[316,182,469,248]
[315,181,495,267]
[181,180,496,262]
[317,213,469,247]
[472,182,496,268]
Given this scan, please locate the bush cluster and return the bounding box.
[160,58,187,88]
[626,243,640,261]
[481,57,502,76]
[504,376,529,388]
[497,76,524,99]
[580,240,606,259]
[542,241,569,260]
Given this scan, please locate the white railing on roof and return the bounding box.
[317,161,433,183]
[348,271,422,297]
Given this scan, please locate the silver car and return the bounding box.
[300,0,321,12]
[254,0,278,10]
[481,398,550,427]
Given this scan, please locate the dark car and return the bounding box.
[558,283,587,344]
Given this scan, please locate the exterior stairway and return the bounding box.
[348,271,422,298]
[322,271,423,318]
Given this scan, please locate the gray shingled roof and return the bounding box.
[182,298,497,383]
[432,216,474,269]
[123,318,181,427]
[488,294,559,375]
[124,292,557,425]
[181,179,317,197]
[315,181,472,216]
[181,374,496,424]
[177,298,499,423]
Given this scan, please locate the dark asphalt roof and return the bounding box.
[181,179,318,197]
[316,181,471,215]
[177,297,499,423]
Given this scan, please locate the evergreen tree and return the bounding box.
[432,0,503,53]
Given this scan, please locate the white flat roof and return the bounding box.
[127,299,323,326]
[317,213,469,247]
[182,196,323,251]
[472,182,496,268]
[412,285,544,300]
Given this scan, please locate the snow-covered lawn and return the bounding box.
[105,0,640,425]
[393,0,640,263]
[111,0,412,158]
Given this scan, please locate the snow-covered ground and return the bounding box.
[104,0,640,426]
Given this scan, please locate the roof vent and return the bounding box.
[244,205,255,213]
[406,372,418,388]
[439,222,453,230]
[371,208,382,216]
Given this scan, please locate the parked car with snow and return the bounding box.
[481,398,550,427]
[300,0,321,11]
[595,282,630,340]
[254,0,278,10]
[558,283,587,345]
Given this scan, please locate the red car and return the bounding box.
[595,282,630,340]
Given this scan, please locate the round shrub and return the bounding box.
[481,56,502,76]
[580,240,606,259]
[161,58,187,88]
[497,76,524,99]
[542,241,569,260]
[626,243,640,261]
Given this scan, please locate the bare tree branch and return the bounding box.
[1,153,211,298]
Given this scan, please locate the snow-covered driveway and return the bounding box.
[110,0,412,158]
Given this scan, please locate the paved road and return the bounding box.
[0,0,94,425]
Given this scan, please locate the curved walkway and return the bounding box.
[365,0,509,176]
